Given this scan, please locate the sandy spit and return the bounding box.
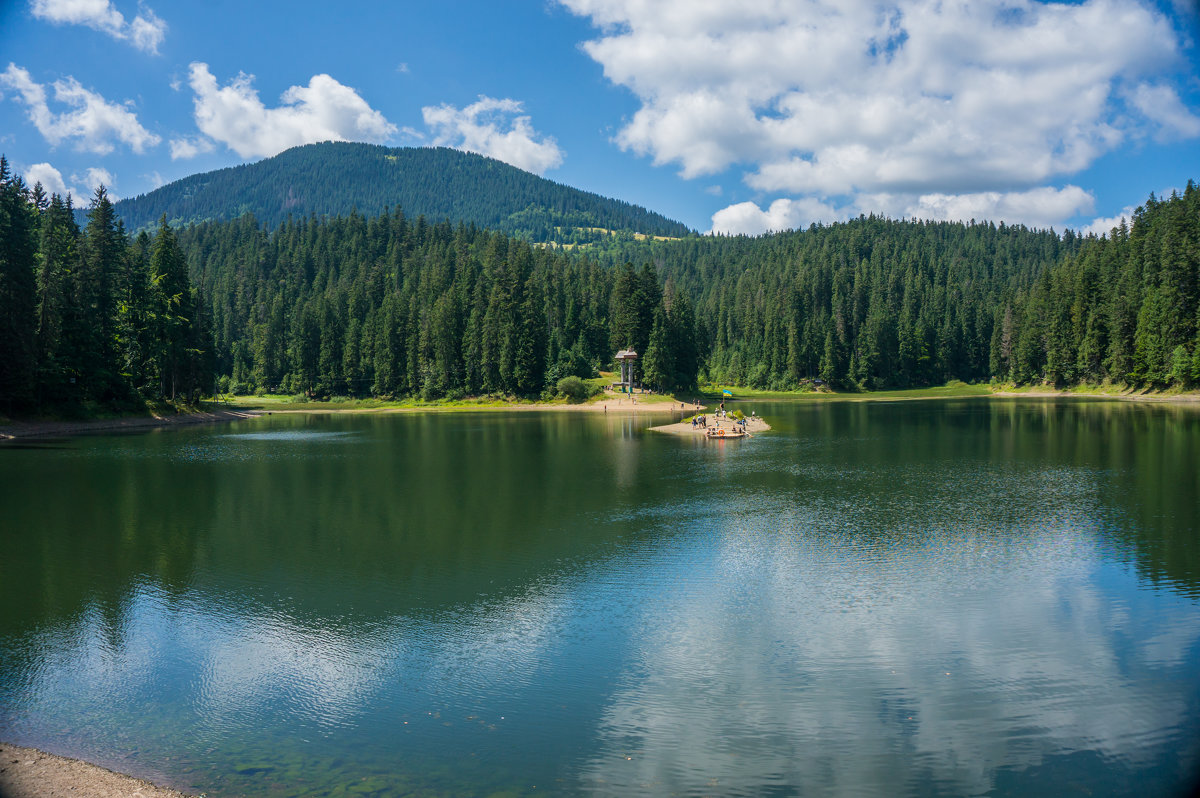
[0,743,194,798]
[651,412,771,437]
[0,408,262,441]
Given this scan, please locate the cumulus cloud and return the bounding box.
[77,166,115,197]
[23,162,73,196]
[1126,82,1200,141]
[30,0,166,54]
[186,62,397,160]
[1081,206,1137,238]
[710,196,849,235]
[422,95,565,174]
[562,0,1197,227]
[884,185,1096,229]
[712,185,1095,236]
[0,63,160,154]
[169,134,214,160]
[21,161,114,201]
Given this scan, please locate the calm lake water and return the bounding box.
[2,400,1199,797]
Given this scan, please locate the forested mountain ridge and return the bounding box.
[106,143,692,243]
[3,150,1197,416]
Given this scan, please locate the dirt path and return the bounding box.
[0,743,194,798]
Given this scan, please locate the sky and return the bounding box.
[0,0,1197,236]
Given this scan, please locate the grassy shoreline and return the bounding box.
[5,382,1199,441]
[696,381,1200,403]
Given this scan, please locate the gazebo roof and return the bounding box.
[615,348,639,359]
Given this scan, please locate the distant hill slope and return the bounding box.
[109,142,691,241]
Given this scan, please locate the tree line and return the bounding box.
[0,158,210,412]
[177,210,698,400]
[3,153,1197,415]
[591,182,1198,391]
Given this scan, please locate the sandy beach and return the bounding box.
[0,743,193,798]
[651,411,771,437]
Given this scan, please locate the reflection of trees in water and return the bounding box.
[787,399,1200,597]
[0,412,654,639]
[1,401,1198,796]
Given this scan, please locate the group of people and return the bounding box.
[690,406,753,438]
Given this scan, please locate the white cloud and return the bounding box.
[885,185,1096,229]
[1079,184,1179,237]
[562,0,1196,225]
[422,95,565,174]
[0,63,160,154]
[145,170,165,189]
[169,134,214,160]
[75,166,115,197]
[23,162,72,196]
[30,0,166,54]
[1082,206,1136,237]
[712,185,1095,235]
[20,160,114,200]
[186,62,397,159]
[1126,82,1200,141]
[710,196,848,235]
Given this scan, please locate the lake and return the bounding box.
[2,400,1199,797]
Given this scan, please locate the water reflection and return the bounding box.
[1,401,1198,797]
[577,521,1200,797]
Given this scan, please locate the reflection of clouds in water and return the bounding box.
[6,577,571,741]
[577,521,1200,797]
[193,609,394,734]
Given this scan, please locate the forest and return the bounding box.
[1,153,1197,415]
[107,142,691,242]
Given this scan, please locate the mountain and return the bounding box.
[108,142,691,242]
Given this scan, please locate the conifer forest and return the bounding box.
[1,154,1197,414]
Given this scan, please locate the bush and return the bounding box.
[557,375,588,403]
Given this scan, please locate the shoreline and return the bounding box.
[5,385,1198,442]
[0,408,263,442]
[989,387,1200,403]
[0,742,193,798]
[258,395,693,416]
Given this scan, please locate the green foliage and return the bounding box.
[997,184,1200,388]
[9,151,1197,411]
[556,375,588,403]
[0,160,213,413]
[107,143,691,242]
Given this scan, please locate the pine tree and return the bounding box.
[0,158,38,410]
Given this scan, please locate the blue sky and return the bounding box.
[1,0,1197,235]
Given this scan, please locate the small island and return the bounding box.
[651,409,770,437]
